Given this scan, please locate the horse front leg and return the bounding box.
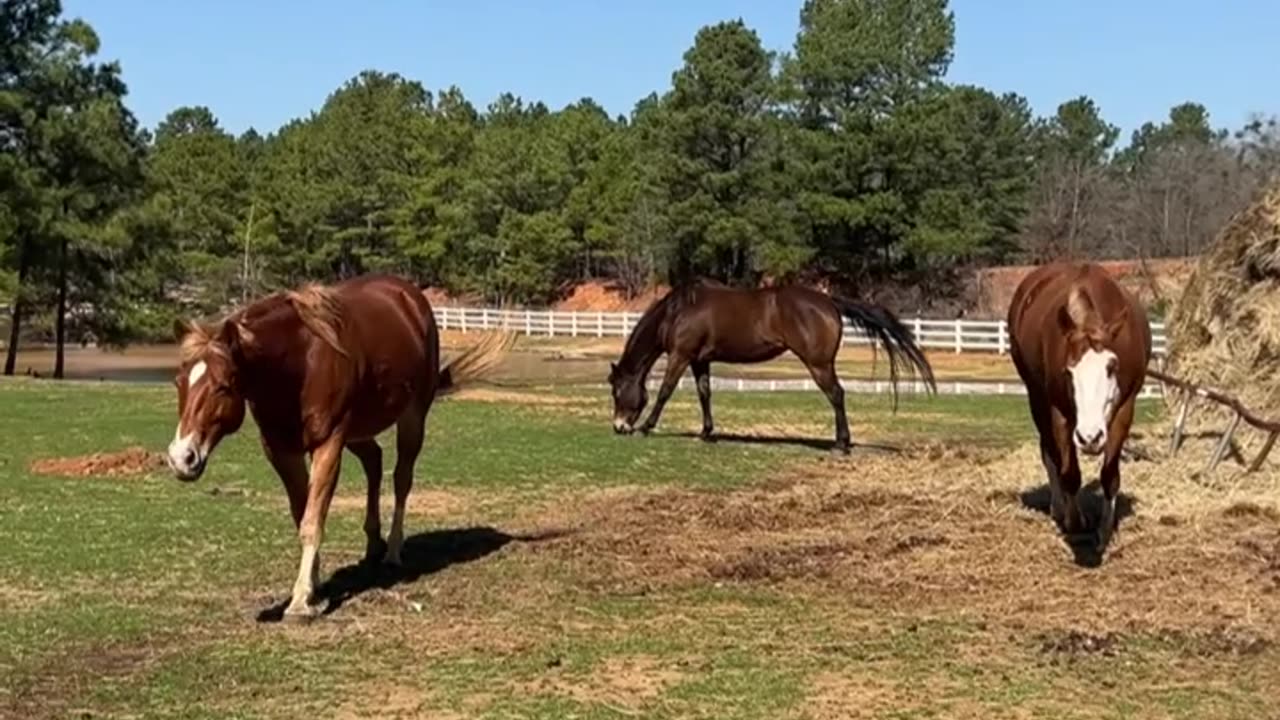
[637,355,691,436]
[1053,411,1086,536]
[1098,397,1136,549]
[691,360,714,440]
[284,432,345,623]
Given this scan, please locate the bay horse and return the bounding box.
[607,281,936,452]
[1008,262,1151,549]
[166,273,514,622]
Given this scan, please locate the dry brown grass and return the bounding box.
[516,655,686,714]
[446,387,593,407]
[520,434,1280,640]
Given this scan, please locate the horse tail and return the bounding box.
[436,329,518,396]
[831,296,937,409]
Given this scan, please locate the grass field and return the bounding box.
[2,376,1279,719]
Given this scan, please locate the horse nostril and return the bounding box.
[183,449,197,467]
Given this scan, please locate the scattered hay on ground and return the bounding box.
[1166,184,1280,420]
[522,436,1280,639]
[448,387,592,407]
[28,446,165,478]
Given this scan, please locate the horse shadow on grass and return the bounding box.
[664,431,903,455]
[1018,482,1137,569]
[256,525,572,622]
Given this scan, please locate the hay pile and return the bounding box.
[1166,185,1280,417]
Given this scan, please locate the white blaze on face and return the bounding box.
[167,361,210,479]
[187,360,207,387]
[1069,348,1118,455]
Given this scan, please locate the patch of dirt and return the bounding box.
[518,654,684,712]
[804,671,902,720]
[3,639,171,720]
[1037,629,1122,658]
[325,488,474,517]
[331,681,443,719]
[28,446,165,478]
[0,585,55,610]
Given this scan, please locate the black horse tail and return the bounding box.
[831,296,937,409]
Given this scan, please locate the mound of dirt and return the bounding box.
[29,447,165,478]
[1166,184,1280,418]
[973,258,1193,320]
[553,280,668,313]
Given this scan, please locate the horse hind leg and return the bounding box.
[346,439,385,564]
[806,361,850,453]
[386,399,428,566]
[692,360,713,440]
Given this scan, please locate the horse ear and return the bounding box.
[608,362,617,381]
[1065,286,1094,329]
[217,320,255,358]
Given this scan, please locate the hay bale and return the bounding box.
[1166,185,1280,417]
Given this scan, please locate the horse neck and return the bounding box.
[618,301,670,380]
[235,305,309,401]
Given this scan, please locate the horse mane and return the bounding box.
[284,283,348,357]
[178,282,349,363]
[179,323,227,365]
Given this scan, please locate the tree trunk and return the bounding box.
[54,235,69,380]
[3,239,30,376]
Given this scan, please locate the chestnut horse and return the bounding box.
[1008,262,1151,549]
[608,281,936,452]
[167,274,513,621]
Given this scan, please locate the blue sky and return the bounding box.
[64,0,1278,143]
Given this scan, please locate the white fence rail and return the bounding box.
[434,306,1168,357]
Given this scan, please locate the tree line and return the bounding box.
[4,0,1280,376]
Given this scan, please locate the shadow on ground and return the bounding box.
[256,525,572,622]
[665,431,903,454]
[1019,482,1137,569]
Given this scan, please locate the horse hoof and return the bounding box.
[364,540,388,566]
[282,604,321,624]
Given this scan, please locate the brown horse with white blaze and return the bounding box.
[167,274,513,621]
[1008,262,1151,549]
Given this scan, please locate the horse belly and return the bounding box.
[711,337,786,364]
[346,357,426,440]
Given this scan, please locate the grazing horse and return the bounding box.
[607,281,936,452]
[167,274,514,621]
[1008,262,1151,548]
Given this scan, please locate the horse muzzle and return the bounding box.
[167,436,208,482]
[613,416,635,435]
[1073,428,1106,456]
